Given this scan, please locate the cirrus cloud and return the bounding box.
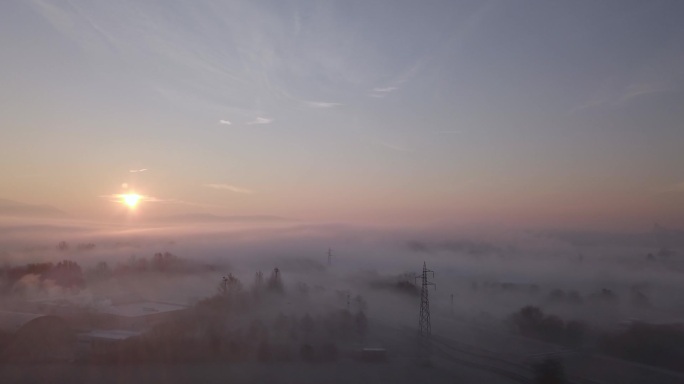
[303,101,341,109]
[205,184,254,194]
[247,117,274,125]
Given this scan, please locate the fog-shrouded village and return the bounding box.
[1,215,684,383]
[3,0,684,383]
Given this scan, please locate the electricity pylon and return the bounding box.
[416,261,436,363]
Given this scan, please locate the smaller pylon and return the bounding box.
[328,248,332,266]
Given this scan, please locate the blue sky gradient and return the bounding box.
[1,0,683,228]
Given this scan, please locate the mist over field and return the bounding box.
[3,216,683,323]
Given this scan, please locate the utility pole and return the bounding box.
[416,261,436,363]
[328,248,333,266]
[255,270,263,289]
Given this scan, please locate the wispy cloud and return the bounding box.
[619,83,670,104]
[369,86,399,98]
[219,119,232,125]
[101,193,165,203]
[129,168,148,173]
[247,117,274,125]
[101,194,218,208]
[373,86,398,93]
[303,101,341,109]
[205,184,254,194]
[575,82,672,112]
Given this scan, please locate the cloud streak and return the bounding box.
[129,169,148,173]
[205,184,254,194]
[219,119,232,125]
[246,117,274,125]
[373,87,398,93]
[368,86,399,98]
[304,101,341,109]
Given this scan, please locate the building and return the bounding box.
[77,329,142,358]
[0,311,75,362]
[97,301,189,330]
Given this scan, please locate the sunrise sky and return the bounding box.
[1,1,683,229]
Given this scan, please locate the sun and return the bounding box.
[121,193,141,209]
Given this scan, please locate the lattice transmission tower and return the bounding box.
[416,261,436,362]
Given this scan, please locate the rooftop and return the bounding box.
[98,301,188,318]
[78,329,142,341]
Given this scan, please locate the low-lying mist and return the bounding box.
[1,216,683,329]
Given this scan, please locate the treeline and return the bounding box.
[94,252,203,277]
[98,310,365,363]
[367,272,420,297]
[56,241,95,252]
[0,260,85,293]
[91,272,370,364]
[600,322,684,372]
[508,305,684,374]
[508,306,587,347]
[0,252,212,295]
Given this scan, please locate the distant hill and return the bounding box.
[151,213,291,223]
[0,198,68,218]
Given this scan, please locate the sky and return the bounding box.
[0,0,683,229]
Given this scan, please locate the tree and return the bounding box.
[319,342,339,362]
[353,294,368,311]
[301,314,315,336]
[539,315,565,343]
[47,260,84,289]
[547,289,566,304]
[218,274,242,296]
[300,344,314,362]
[56,241,69,251]
[257,340,271,362]
[152,252,179,272]
[274,313,289,337]
[355,310,368,338]
[267,268,284,293]
[253,271,264,290]
[510,306,544,335]
[533,358,565,384]
[92,261,112,279]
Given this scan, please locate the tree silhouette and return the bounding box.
[267,267,284,293]
[355,310,368,338]
[218,274,242,296]
[47,260,84,289]
[533,358,565,384]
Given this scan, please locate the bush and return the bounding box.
[509,306,587,347]
[257,340,271,362]
[300,344,314,362]
[533,358,565,384]
[600,322,684,372]
[319,342,339,362]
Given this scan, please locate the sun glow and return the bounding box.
[121,193,141,209]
